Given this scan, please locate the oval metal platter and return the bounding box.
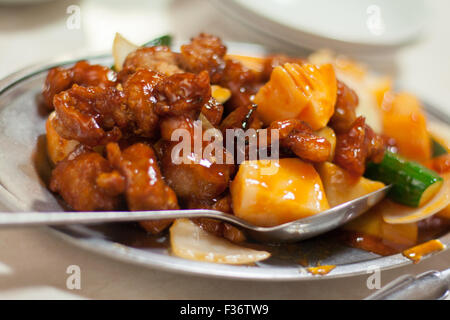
[0,44,449,281]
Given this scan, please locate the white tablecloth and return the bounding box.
[0,0,449,299]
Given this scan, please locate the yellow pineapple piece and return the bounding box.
[316,162,385,207]
[255,63,337,130]
[315,127,336,161]
[230,159,330,227]
[381,92,431,162]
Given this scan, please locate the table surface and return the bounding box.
[0,0,449,300]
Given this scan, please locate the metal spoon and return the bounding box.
[0,185,391,242]
[366,268,450,300]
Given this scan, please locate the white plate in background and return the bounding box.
[211,0,427,55]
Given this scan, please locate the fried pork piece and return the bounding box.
[268,119,331,163]
[187,194,233,213]
[107,142,179,234]
[123,69,164,138]
[118,46,183,82]
[160,115,197,142]
[201,97,224,127]
[219,59,260,111]
[155,71,212,140]
[180,34,259,111]
[52,84,128,146]
[193,218,246,243]
[220,104,262,133]
[160,141,233,201]
[107,142,179,211]
[334,116,385,176]
[49,151,124,211]
[179,33,227,84]
[53,70,211,148]
[43,61,116,109]
[329,80,359,133]
[219,105,264,165]
[262,54,305,81]
[155,71,211,117]
[139,219,174,235]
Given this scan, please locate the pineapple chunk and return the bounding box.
[381,92,431,162]
[211,85,231,104]
[254,65,307,125]
[230,159,330,227]
[344,205,418,246]
[255,63,337,130]
[315,127,336,161]
[46,112,79,165]
[316,162,385,207]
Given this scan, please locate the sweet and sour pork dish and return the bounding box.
[41,33,450,266]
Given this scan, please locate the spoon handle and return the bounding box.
[0,210,242,228]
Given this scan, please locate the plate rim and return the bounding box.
[0,49,449,282]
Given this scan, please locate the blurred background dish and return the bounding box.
[211,0,428,55]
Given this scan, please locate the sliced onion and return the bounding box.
[170,219,271,264]
[382,173,450,224]
[112,33,139,72]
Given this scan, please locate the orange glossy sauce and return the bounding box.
[339,231,403,256]
[341,216,450,257]
[402,239,445,263]
[307,265,336,276]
